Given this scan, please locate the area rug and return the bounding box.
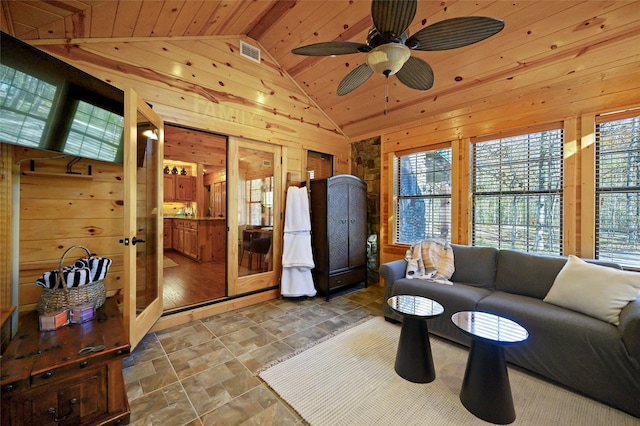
[259,317,637,426]
[163,256,178,268]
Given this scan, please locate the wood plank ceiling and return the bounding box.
[2,0,639,141]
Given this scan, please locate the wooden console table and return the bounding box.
[1,298,130,425]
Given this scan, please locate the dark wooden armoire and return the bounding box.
[310,175,368,300]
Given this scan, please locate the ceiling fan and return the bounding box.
[292,0,504,111]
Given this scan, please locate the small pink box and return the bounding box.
[70,303,95,324]
[39,310,69,331]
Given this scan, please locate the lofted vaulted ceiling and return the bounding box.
[2,0,639,141]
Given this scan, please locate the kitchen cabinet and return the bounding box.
[169,219,225,262]
[172,219,199,260]
[164,175,195,202]
[175,175,195,201]
[163,218,172,249]
[0,298,130,426]
[212,181,226,218]
[310,175,368,300]
[172,221,184,254]
[163,175,176,202]
[184,225,199,259]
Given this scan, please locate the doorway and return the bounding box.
[162,124,227,312]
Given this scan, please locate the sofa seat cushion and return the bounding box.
[477,291,640,416]
[391,278,492,345]
[543,255,640,325]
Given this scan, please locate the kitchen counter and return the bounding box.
[164,218,225,262]
[165,216,225,221]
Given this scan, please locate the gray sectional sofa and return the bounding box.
[380,244,640,418]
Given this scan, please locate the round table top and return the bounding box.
[451,311,528,344]
[387,295,444,319]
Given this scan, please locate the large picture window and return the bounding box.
[472,128,563,254]
[595,110,640,268]
[394,147,452,244]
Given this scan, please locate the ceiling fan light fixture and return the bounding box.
[366,43,410,76]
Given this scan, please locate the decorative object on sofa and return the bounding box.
[36,245,109,315]
[405,239,454,283]
[387,295,444,383]
[281,186,316,297]
[380,245,640,418]
[543,255,640,325]
[310,175,368,300]
[452,311,529,424]
[291,0,504,112]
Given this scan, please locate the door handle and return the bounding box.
[132,236,146,245]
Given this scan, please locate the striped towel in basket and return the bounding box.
[35,257,112,289]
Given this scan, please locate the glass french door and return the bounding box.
[123,89,164,349]
[228,138,281,296]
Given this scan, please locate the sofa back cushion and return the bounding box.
[450,245,498,289]
[495,250,623,299]
[495,250,568,299]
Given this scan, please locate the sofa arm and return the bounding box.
[380,259,407,286]
[380,259,407,321]
[619,298,640,363]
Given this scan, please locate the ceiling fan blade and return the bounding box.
[410,16,505,51]
[292,41,369,56]
[337,64,374,96]
[395,56,434,91]
[371,0,417,41]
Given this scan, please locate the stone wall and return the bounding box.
[351,136,381,284]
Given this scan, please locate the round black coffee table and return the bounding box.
[387,295,444,383]
[452,311,528,424]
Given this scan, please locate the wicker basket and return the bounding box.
[37,245,107,315]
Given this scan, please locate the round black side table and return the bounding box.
[387,295,444,383]
[452,311,529,424]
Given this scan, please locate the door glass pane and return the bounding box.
[136,113,159,314]
[238,147,274,276]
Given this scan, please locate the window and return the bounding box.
[247,178,263,226]
[595,109,640,268]
[472,128,563,254]
[246,176,274,226]
[394,148,452,244]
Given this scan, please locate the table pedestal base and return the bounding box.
[395,316,435,383]
[460,339,515,424]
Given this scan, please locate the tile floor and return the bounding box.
[124,284,385,425]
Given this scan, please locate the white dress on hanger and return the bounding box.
[281,186,317,297]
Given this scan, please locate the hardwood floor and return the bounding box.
[163,250,226,312]
[162,245,273,312]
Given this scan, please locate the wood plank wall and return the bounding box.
[34,36,351,166]
[0,145,12,309]
[0,144,14,346]
[13,147,125,312]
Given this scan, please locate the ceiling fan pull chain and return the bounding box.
[384,76,389,116]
